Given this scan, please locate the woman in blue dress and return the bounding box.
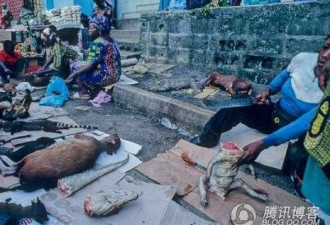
[66,15,121,99]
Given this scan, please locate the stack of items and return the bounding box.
[60,6,81,23]
[47,9,61,24]
[46,6,81,24]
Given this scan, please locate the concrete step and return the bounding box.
[112,84,214,132]
[136,3,159,12]
[117,38,141,52]
[120,50,141,60]
[111,30,140,41]
[116,18,141,31]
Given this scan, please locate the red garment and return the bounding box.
[0,50,22,66]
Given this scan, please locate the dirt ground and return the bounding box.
[63,96,296,221]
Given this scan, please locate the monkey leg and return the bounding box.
[209,185,227,201]
[198,175,209,207]
[229,178,269,201]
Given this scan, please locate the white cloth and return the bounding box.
[287,52,323,103]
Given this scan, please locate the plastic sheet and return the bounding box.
[39,77,69,107]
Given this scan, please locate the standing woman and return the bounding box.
[93,0,113,25]
[65,15,121,99]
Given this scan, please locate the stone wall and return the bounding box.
[140,1,330,83]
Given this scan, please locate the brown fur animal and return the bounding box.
[0,134,121,183]
[205,72,252,96]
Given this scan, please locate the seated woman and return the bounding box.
[66,15,121,99]
[27,25,80,87]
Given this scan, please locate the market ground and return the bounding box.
[63,96,295,221]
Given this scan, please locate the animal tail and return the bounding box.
[56,122,98,130]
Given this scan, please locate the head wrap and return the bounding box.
[41,27,57,41]
[89,15,111,36]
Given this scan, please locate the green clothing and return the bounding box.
[302,157,330,215]
[303,82,330,216]
[304,83,330,177]
[50,42,78,75]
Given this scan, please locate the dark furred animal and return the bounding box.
[0,137,55,162]
[0,134,121,183]
[0,198,48,225]
[0,120,98,134]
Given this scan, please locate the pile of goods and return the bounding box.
[14,43,23,54]
[46,6,81,24]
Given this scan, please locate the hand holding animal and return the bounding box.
[197,142,269,207]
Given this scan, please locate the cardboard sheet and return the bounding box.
[221,123,289,170]
[137,140,310,225]
[194,86,220,99]
[137,151,203,196]
[41,174,177,225]
[118,75,139,85]
[0,175,20,190]
[85,130,142,155]
[96,149,142,173]
[160,201,216,225]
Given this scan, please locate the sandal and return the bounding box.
[70,92,90,100]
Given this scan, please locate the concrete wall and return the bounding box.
[141,1,330,83]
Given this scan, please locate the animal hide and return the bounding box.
[0,134,121,184]
[0,137,55,162]
[0,120,98,134]
[206,72,252,96]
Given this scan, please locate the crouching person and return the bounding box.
[0,40,26,83]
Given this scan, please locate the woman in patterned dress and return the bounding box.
[66,15,121,99]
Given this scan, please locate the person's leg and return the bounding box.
[0,62,9,83]
[12,58,27,79]
[198,104,275,148]
[76,77,89,95]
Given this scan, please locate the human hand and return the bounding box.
[238,140,265,165]
[254,89,271,105]
[65,73,77,84]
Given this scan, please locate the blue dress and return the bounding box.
[78,37,121,92]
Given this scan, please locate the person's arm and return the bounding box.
[263,107,317,147]
[268,69,290,94]
[38,57,53,71]
[0,61,12,74]
[31,57,54,76]
[239,107,317,165]
[65,62,98,84]
[254,69,290,105]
